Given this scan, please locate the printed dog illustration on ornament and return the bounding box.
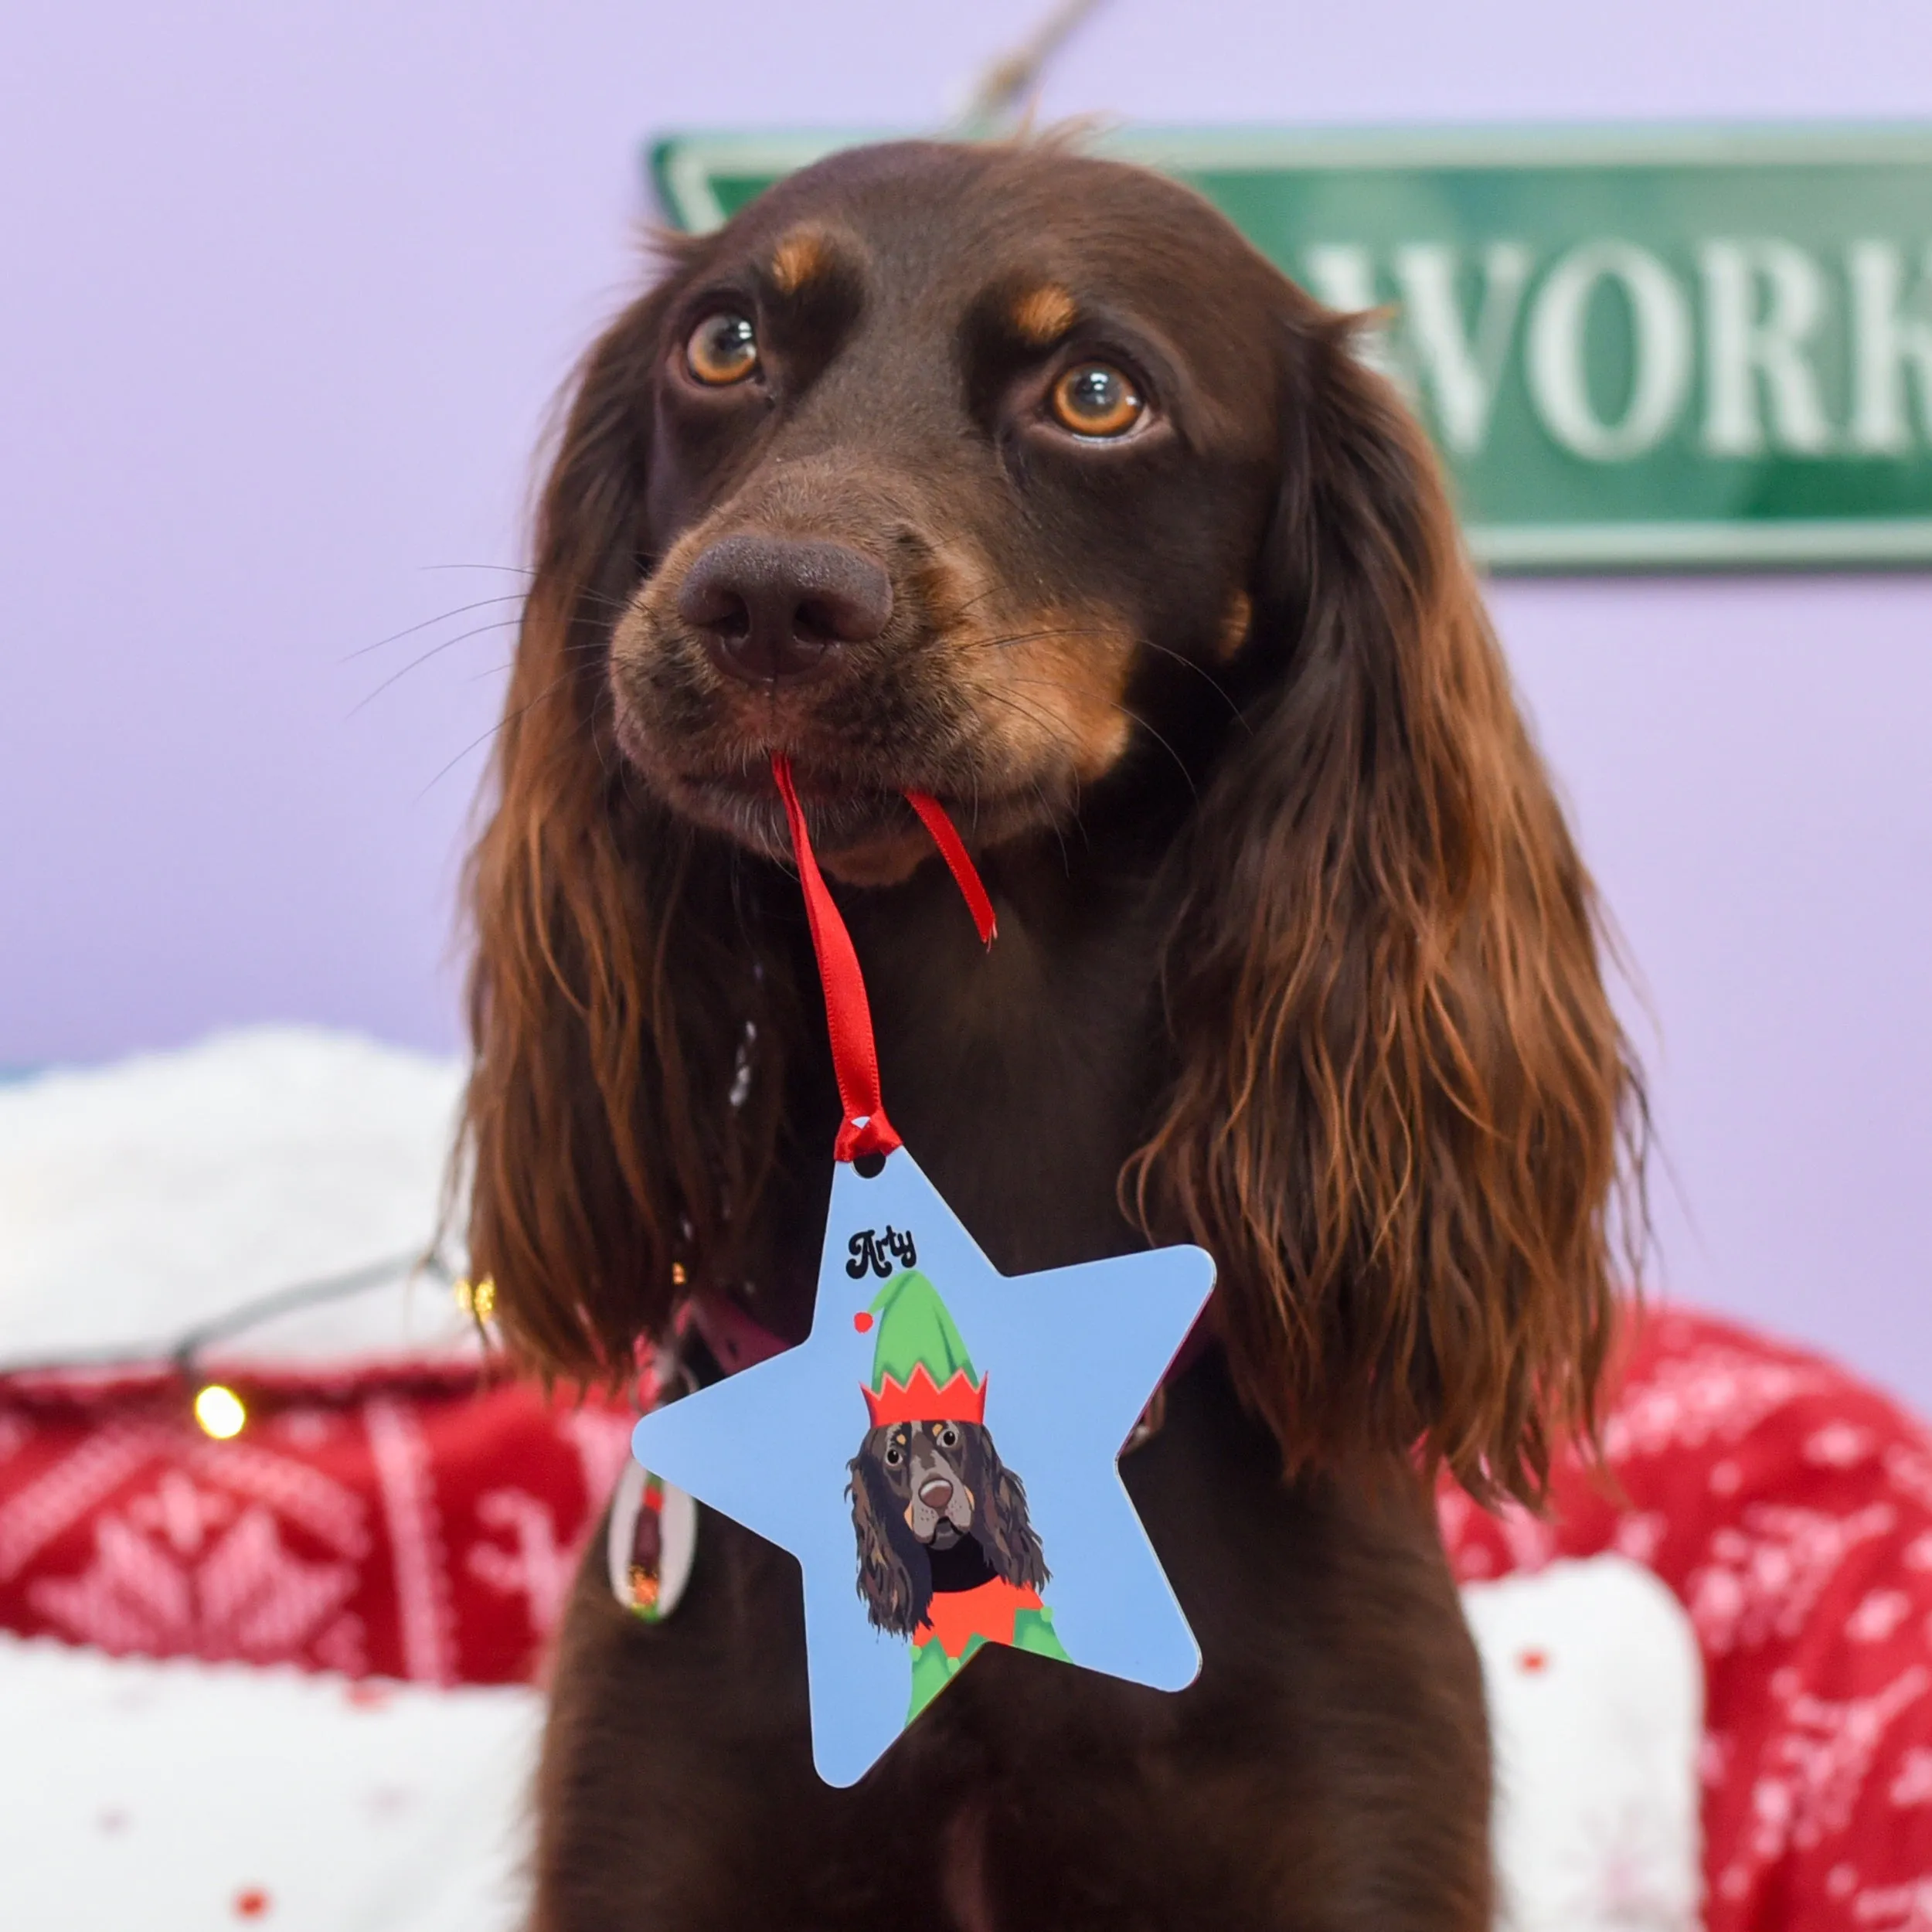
[847,1270,1071,1719]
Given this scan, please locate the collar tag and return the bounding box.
[607,1461,697,1624]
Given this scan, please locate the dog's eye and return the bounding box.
[1049,362,1143,438]
[685,311,760,386]
[937,1425,959,1448]
[883,1444,903,1466]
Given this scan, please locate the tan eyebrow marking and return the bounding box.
[769,227,833,295]
[1216,591,1253,662]
[1011,284,1078,345]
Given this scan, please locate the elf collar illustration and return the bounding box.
[628,760,1216,1786]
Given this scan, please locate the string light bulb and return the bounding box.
[193,1383,247,1440]
[454,1276,496,1320]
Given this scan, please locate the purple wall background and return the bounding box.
[4,2,1928,1405]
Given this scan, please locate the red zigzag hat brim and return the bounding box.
[862,1364,987,1427]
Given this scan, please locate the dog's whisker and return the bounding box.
[996,674,1199,803]
[340,594,529,665]
[964,624,1120,651]
[410,563,634,624]
[964,683,1083,757]
[350,618,538,715]
[930,580,1008,629]
[940,686,1097,871]
[570,587,636,618]
[1130,636,1250,727]
[1111,699,1198,801]
[960,624,1247,729]
[413,668,580,801]
[374,587,624,698]
[1035,774,1071,874]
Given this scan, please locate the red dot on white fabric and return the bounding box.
[1516,1648,1549,1674]
[233,1889,270,1918]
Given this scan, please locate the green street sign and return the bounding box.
[651,128,1932,573]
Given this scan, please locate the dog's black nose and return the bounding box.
[917,1478,954,1513]
[677,534,892,685]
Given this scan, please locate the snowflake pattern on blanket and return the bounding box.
[1438,1308,1932,1932]
[0,1374,634,1683]
[3,1306,1931,1922]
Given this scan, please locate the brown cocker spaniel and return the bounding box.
[849,1418,1048,1638]
[458,138,1642,1930]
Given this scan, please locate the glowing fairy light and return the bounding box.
[193,1383,247,1440]
[454,1276,496,1320]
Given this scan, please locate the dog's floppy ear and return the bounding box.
[968,1427,1049,1590]
[1128,308,1645,1508]
[849,1438,930,1634]
[456,257,798,1382]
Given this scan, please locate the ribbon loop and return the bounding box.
[770,757,995,1162]
[906,792,998,946]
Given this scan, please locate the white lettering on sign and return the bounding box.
[1302,243,1377,315]
[1849,241,1932,455]
[1390,243,1533,455]
[1699,241,1835,456]
[1526,242,1695,461]
[1301,235,1932,464]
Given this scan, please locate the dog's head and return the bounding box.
[848,1419,1048,1636]
[462,139,1643,1505]
[600,141,1283,887]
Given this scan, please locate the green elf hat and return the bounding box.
[859,1270,987,1427]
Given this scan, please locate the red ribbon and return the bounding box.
[905,791,998,946]
[770,757,995,1163]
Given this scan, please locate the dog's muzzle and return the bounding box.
[906,1454,975,1544]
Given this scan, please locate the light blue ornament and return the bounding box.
[631,1143,1215,1787]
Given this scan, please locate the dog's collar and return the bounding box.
[614,1294,786,1625]
[683,1291,791,1379]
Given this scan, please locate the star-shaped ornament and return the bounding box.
[631,1144,1215,1786]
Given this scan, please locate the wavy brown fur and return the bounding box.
[462,269,803,1378]
[1128,316,1643,1508]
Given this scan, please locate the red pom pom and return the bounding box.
[853,1311,873,1332]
